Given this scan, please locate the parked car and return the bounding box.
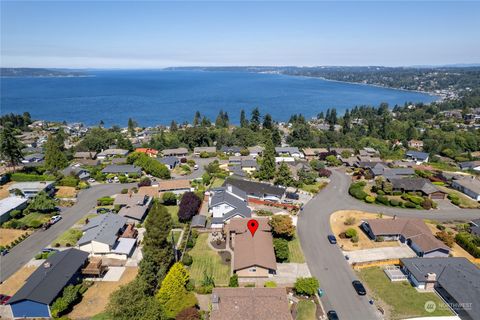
[113,176,119,183]
[286,192,300,200]
[0,249,8,256]
[50,215,62,225]
[88,178,96,183]
[41,248,59,253]
[352,280,366,295]
[97,207,110,214]
[194,164,199,170]
[327,310,339,320]
[0,295,11,305]
[327,234,337,244]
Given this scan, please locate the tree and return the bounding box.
[193,111,201,127]
[44,134,68,173]
[26,191,56,213]
[240,109,249,128]
[228,274,239,287]
[200,116,211,127]
[257,136,275,181]
[345,228,357,238]
[273,238,290,262]
[343,109,351,133]
[0,123,23,169]
[274,162,295,187]
[116,134,134,151]
[162,192,177,205]
[325,155,341,166]
[128,118,138,137]
[250,107,261,131]
[294,277,319,296]
[176,307,200,320]
[178,192,202,222]
[263,113,273,130]
[170,120,178,132]
[269,215,295,240]
[436,231,455,247]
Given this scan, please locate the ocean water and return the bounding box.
[0,70,438,126]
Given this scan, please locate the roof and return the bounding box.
[401,257,480,320]
[364,218,449,253]
[74,151,97,159]
[220,146,242,153]
[101,164,141,174]
[114,194,148,206]
[194,146,216,153]
[112,237,137,255]
[223,177,285,198]
[452,177,480,194]
[23,153,44,160]
[275,147,301,154]
[158,179,191,191]
[406,150,429,161]
[241,159,258,169]
[247,146,264,154]
[8,181,54,192]
[459,161,480,169]
[135,148,158,155]
[162,147,188,155]
[61,165,89,177]
[158,156,179,167]
[137,186,160,198]
[78,213,127,246]
[191,215,207,228]
[227,218,277,272]
[0,197,28,216]
[210,186,251,223]
[118,205,149,221]
[302,148,328,156]
[389,178,442,195]
[98,148,129,157]
[8,249,89,305]
[210,287,291,320]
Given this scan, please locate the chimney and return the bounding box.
[425,272,436,290]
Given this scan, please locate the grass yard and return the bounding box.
[167,230,182,246]
[0,182,14,200]
[52,228,83,247]
[300,182,326,194]
[18,212,52,228]
[210,177,225,188]
[55,186,77,198]
[438,186,480,209]
[91,313,111,320]
[0,265,37,295]
[0,228,29,246]
[358,267,453,319]
[165,205,182,226]
[288,233,305,263]
[76,213,99,225]
[188,233,230,286]
[295,300,316,320]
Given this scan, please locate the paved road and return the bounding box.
[0,183,132,283]
[297,169,480,320]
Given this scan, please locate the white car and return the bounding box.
[50,215,62,224]
[88,178,96,183]
[194,164,199,170]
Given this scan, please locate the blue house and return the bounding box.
[8,248,88,318]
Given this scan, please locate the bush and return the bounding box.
[138,177,152,187]
[273,238,290,262]
[409,196,424,205]
[121,188,128,194]
[376,189,385,195]
[455,232,480,258]
[11,173,55,182]
[436,231,455,247]
[97,197,114,206]
[181,253,193,266]
[269,215,295,240]
[228,274,239,287]
[375,195,389,205]
[447,193,459,201]
[162,192,177,206]
[349,185,367,200]
[176,307,201,320]
[351,235,359,243]
[10,209,23,219]
[365,195,375,203]
[389,199,401,206]
[256,209,273,216]
[178,192,202,222]
[318,168,332,178]
[128,152,170,179]
[50,284,82,317]
[294,277,319,296]
[422,198,433,210]
[345,228,357,238]
[264,281,277,288]
[451,198,461,206]
[436,224,446,231]
[404,201,416,208]
[392,191,403,196]
[344,217,356,226]
[59,175,79,187]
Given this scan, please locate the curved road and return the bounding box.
[297,169,480,320]
[0,183,133,283]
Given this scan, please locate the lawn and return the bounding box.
[167,230,182,246]
[52,228,83,247]
[76,213,99,225]
[18,212,51,228]
[288,233,305,263]
[358,267,453,319]
[165,205,182,227]
[300,182,326,194]
[188,233,230,286]
[296,300,316,320]
[210,177,225,188]
[55,186,77,198]
[0,228,30,246]
[438,186,480,209]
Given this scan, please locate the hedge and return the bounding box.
[389,199,401,207]
[11,173,55,182]
[97,197,114,206]
[404,201,416,208]
[365,196,375,203]
[375,195,389,205]
[349,186,367,200]
[455,232,480,258]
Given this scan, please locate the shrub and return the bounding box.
[375,195,389,205]
[344,217,356,226]
[294,277,319,296]
[421,198,433,210]
[392,191,403,196]
[97,197,114,206]
[228,274,239,287]
[345,228,357,238]
[269,215,295,240]
[10,209,23,219]
[436,231,455,247]
[404,201,416,208]
[349,184,367,200]
[176,307,201,320]
[375,236,384,242]
[376,189,385,195]
[11,173,55,182]
[389,199,401,207]
[351,235,359,243]
[365,195,375,203]
[128,152,171,179]
[138,177,152,187]
[447,193,459,201]
[256,209,273,216]
[162,192,177,206]
[59,175,79,187]
[451,198,461,206]
[178,192,202,222]
[264,281,277,288]
[182,253,193,266]
[318,168,332,178]
[455,232,480,258]
[121,188,128,194]
[273,238,290,262]
[408,196,424,205]
[436,224,446,231]
[50,284,82,317]
[28,220,43,229]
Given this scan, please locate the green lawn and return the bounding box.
[165,205,183,227]
[91,312,111,320]
[167,230,182,246]
[300,182,326,194]
[188,233,230,286]
[52,228,83,247]
[289,233,305,263]
[358,267,453,319]
[18,212,51,228]
[296,300,316,320]
[76,213,99,225]
[210,177,225,188]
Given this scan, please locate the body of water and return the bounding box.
[1,70,438,126]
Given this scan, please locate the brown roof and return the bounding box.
[210,288,292,320]
[158,179,191,191]
[365,218,449,253]
[227,218,277,272]
[137,186,160,198]
[302,148,328,156]
[114,194,147,206]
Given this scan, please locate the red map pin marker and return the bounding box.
[247,219,259,237]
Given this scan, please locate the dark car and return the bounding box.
[286,192,300,200]
[327,310,339,320]
[0,295,11,305]
[352,280,367,295]
[327,234,337,244]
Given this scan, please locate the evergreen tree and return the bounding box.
[170,120,178,132]
[263,113,273,130]
[215,110,226,128]
[0,123,23,169]
[193,111,201,127]
[257,135,275,181]
[99,120,104,127]
[200,116,211,127]
[44,134,68,173]
[342,109,351,133]
[128,118,137,137]
[250,107,261,131]
[274,162,295,187]
[317,111,324,120]
[240,109,249,128]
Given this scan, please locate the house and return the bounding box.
[162,147,188,157]
[400,257,480,320]
[21,153,44,164]
[331,147,355,158]
[407,139,424,150]
[359,147,380,158]
[97,148,129,160]
[275,147,304,158]
[8,181,55,199]
[469,218,480,237]
[0,197,28,224]
[191,215,207,228]
[226,218,277,277]
[405,150,429,164]
[101,164,142,176]
[210,288,292,320]
[358,162,415,179]
[193,146,216,155]
[388,177,446,199]
[158,156,180,170]
[248,145,264,158]
[114,194,152,222]
[362,218,450,257]
[302,148,328,160]
[209,186,251,228]
[223,178,285,202]
[459,160,480,172]
[275,156,295,163]
[158,179,193,194]
[75,158,101,166]
[73,151,97,160]
[78,213,137,259]
[135,148,159,157]
[111,157,127,165]
[228,156,258,174]
[61,165,90,180]
[8,249,89,319]
[451,177,480,201]
[220,146,242,156]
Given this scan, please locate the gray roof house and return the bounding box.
[162,148,188,157]
[61,165,90,180]
[220,146,242,155]
[470,218,480,237]
[115,194,153,222]
[8,181,55,199]
[451,177,480,201]
[194,146,216,155]
[405,150,429,164]
[101,164,141,175]
[401,257,480,320]
[459,160,480,172]
[223,178,285,202]
[21,153,44,163]
[158,156,180,170]
[97,148,129,159]
[209,185,251,228]
[388,177,446,199]
[275,147,303,158]
[0,197,28,224]
[8,249,89,319]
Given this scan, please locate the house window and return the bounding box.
[249,267,256,272]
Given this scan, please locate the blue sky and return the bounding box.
[1,1,479,67]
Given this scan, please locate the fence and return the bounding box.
[352,259,401,270]
[248,198,299,210]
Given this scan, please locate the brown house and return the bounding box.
[210,288,292,320]
[226,218,277,278]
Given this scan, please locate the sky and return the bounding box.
[1,1,479,68]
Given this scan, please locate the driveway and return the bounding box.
[0,183,134,283]
[297,169,480,320]
[344,245,416,264]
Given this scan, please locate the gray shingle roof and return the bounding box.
[389,178,441,195]
[78,213,127,246]
[224,177,285,198]
[8,249,88,305]
[406,150,429,161]
[210,187,251,223]
[158,156,179,167]
[220,146,242,153]
[101,164,141,174]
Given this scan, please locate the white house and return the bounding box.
[8,181,55,199]
[275,147,304,158]
[209,185,251,228]
[451,177,480,201]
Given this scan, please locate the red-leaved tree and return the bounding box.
[178,192,202,222]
